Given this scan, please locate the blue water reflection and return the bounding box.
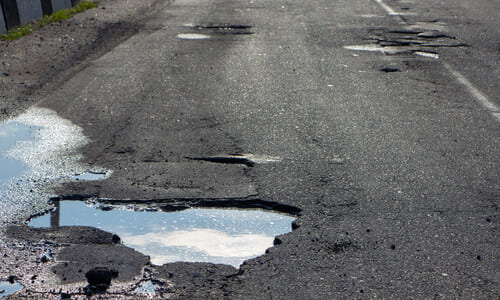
[30,201,295,267]
[0,122,37,186]
[0,280,24,298]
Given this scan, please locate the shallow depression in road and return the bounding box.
[29,201,296,267]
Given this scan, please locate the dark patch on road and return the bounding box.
[196,24,252,30]
[189,23,254,35]
[51,196,302,216]
[326,240,357,254]
[185,155,256,167]
[85,267,119,292]
[380,67,400,73]
[369,28,466,48]
[6,224,122,245]
[52,244,149,284]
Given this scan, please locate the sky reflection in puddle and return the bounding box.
[0,107,110,224]
[0,122,36,187]
[135,280,158,297]
[29,201,295,267]
[0,280,24,298]
[73,171,108,181]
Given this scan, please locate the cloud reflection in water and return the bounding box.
[29,201,295,267]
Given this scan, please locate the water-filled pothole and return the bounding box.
[185,24,254,35]
[0,122,37,187]
[135,280,158,297]
[29,200,296,267]
[0,107,110,224]
[0,280,24,298]
[177,33,211,40]
[73,170,108,181]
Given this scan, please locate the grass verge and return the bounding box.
[1,1,97,40]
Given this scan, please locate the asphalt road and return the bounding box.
[1,0,498,298]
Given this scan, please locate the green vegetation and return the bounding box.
[1,1,97,40]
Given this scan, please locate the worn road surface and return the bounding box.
[0,0,498,298]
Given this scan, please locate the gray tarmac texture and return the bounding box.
[0,0,498,298]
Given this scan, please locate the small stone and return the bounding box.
[85,267,116,290]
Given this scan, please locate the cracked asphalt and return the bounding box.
[0,0,498,298]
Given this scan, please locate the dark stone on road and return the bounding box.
[7,275,17,284]
[85,267,118,290]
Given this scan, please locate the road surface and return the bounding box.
[0,0,498,298]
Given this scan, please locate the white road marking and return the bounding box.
[373,0,415,16]
[443,63,500,122]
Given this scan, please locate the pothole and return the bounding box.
[29,200,297,268]
[380,67,400,73]
[344,44,442,59]
[0,122,37,187]
[345,26,467,59]
[185,24,254,35]
[185,154,281,167]
[0,279,24,298]
[0,107,110,224]
[414,51,439,59]
[73,170,109,181]
[343,44,410,54]
[135,280,159,297]
[176,33,211,40]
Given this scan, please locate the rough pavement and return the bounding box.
[0,0,499,298]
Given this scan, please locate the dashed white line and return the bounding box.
[373,0,414,16]
[374,0,399,15]
[443,63,500,122]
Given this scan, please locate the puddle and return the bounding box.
[414,51,439,59]
[185,153,281,167]
[135,280,158,297]
[183,24,254,35]
[0,107,110,224]
[344,44,440,59]
[177,33,211,40]
[0,280,24,298]
[0,123,37,186]
[73,171,108,181]
[29,200,296,267]
[343,44,409,54]
[357,14,382,18]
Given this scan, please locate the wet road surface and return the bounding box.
[0,0,498,298]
